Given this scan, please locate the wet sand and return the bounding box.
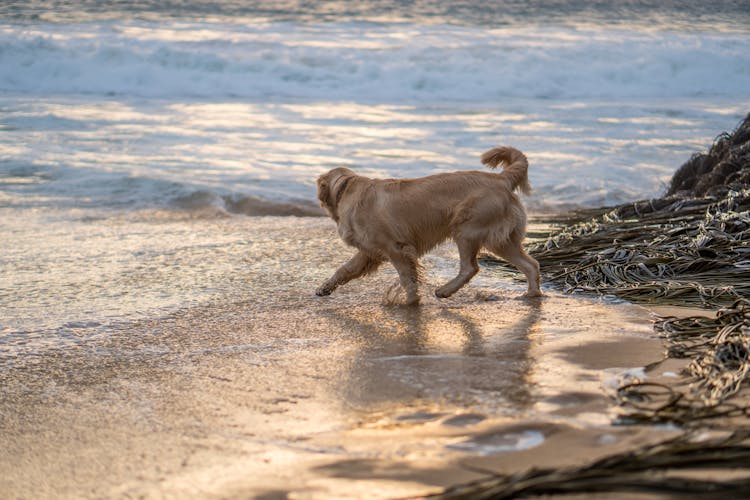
[0,216,677,498]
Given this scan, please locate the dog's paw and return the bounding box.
[404,296,421,306]
[315,286,333,297]
[434,287,452,299]
[521,291,543,299]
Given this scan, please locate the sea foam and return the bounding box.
[1,21,749,101]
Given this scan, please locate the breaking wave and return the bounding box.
[172,190,324,217]
[1,21,749,102]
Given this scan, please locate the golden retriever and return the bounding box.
[315,146,541,305]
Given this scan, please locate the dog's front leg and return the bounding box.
[315,251,382,296]
[388,246,421,306]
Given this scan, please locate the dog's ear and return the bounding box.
[317,175,333,211]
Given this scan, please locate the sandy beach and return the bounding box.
[0,215,681,498]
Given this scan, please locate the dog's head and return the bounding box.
[317,167,356,222]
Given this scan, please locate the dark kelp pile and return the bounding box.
[527,190,750,307]
[617,298,750,426]
[515,112,750,308]
[668,111,750,198]
[436,114,750,498]
[434,429,750,499]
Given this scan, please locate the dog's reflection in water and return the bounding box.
[325,300,543,411]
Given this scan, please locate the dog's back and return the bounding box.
[366,171,524,255]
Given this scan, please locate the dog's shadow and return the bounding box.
[321,297,543,411]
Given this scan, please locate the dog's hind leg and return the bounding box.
[316,251,383,296]
[387,244,421,305]
[435,238,481,298]
[491,243,542,298]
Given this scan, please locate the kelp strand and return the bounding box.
[433,429,750,499]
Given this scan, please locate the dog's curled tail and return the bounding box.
[480,146,531,196]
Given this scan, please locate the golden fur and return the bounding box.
[315,146,541,305]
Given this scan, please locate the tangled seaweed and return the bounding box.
[616,299,750,426]
[482,114,750,308]
[433,429,750,499]
[669,111,750,197]
[528,188,750,307]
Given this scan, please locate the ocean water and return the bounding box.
[1,1,750,358]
